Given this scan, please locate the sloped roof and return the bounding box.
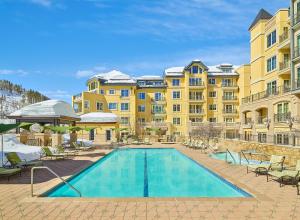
[249,9,272,30]
[136,75,163,80]
[208,64,239,76]
[79,112,118,123]
[9,100,80,119]
[90,70,136,84]
[164,67,184,76]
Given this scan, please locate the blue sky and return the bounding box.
[0,0,288,102]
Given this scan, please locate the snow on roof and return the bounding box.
[208,64,239,76]
[136,75,163,80]
[79,112,118,123]
[9,100,80,119]
[90,70,136,84]
[164,66,184,76]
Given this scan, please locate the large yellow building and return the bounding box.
[73,61,249,141]
[240,5,300,146]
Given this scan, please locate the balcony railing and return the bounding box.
[223,109,238,114]
[151,110,166,114]
[294,13,300,26]
[293,79,300,90]
[245,118,252,124]
[274,112,291,123]
[189,109,204,114]
[257,116,268,124]
[189,82,204,87]
[279,31,289,44]
[294,46,300,59]
[221,83,238,88]
[242,86,291,104]
[189,96,204,101]
[222,96,238,100]
[151,97,166,102]
[279,61,290,71]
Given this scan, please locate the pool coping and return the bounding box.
[29,147,272,202]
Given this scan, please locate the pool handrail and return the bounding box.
[239,150,250,165]
[225,149,237,164]
[31,166,82,197]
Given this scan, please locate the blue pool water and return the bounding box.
[210,152,270,165]
[46,148,251,198]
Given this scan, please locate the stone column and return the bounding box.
[52,133,62,147]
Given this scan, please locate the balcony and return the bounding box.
[274,112,291,123]
[189,109,204,115]
[151,97,166,104]
[256,116,269,129]
[242,86,291,104]
[151,110,166,115]
[278,31,290,49]
[189,81,205,88]
[222,96,238,101]
[242,118,252,129]
[278,61,290,75]
[293,46,300,60]
[73,93,82,102]
[294,13,300,27]
[189,96,204,102]
[221,83,238,89]
[222,109,238,114]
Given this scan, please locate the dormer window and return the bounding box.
[192,66,198,74]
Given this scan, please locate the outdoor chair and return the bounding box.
[57,145,78,157]
[0,167,22,180]
[5,152,43,168]
[247,155,285,175]
[42,147,65,160]
[267,160,300,187]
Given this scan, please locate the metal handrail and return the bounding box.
[239,150,250,165]
[225,149,237,164]
[31,166,81,197]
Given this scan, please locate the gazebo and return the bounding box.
[8,100,80,127]
[7,100,80,146]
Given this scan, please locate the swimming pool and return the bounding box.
[46,148,251,198]
[210,151,270,165]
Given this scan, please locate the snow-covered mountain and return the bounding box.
[0,80,49,118]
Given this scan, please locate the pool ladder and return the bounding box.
[31,166,82,197]
[225,149,237,164]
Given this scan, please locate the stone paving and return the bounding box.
[0,143,299,220]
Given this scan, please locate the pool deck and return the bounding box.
[0,143,299,219]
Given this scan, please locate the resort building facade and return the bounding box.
[72,61,249,141]
[240,5,300,146]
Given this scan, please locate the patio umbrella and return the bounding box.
[18,122,34,131]
[0,123,20,167]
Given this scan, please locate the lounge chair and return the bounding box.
[131,140,140,145]
[267,160,300,186]
[5,152,43,168]
[144,138,152,145]
[73,142,94,151]
[57,145,78,157]
[42,147,65,160]
[0,167,22,180]
[247,155,285,175]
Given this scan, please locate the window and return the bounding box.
[209,91,217,98]
[84,100,90,109]
[172,79,180,86]
[224,118,234,123]
[109,89,115,95]
[173,104,181,112]
[258,133,267,143]
[99,89,104,94]
[152,105,164,113]
[138,105,145,112]
[189,78,202,86]
[173,117,181,125]
[209,118,217,123]
[267,80,277,95]
[208,78,216,85]
[189,91,203,100]
[209,104,217,111]
[120,117,129,125]
[267,30,276,48]
[138,92,145,100]
[108,103,117,110]
[172,91,181,99]
[154,92,162,101]
[137,118,145,124]
[96,102,103,111]
[276,133,289,145]
[189,104,202,114]
[190,117,203,122]
[89,81,97,90]
[192,66,198,74]
[121,89,129,97]
[222,79,233,86]
[121,103,129,111]
[267,56,277,72]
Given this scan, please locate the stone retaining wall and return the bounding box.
[217,139,300,166]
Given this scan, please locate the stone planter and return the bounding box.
[34,133,51,146]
